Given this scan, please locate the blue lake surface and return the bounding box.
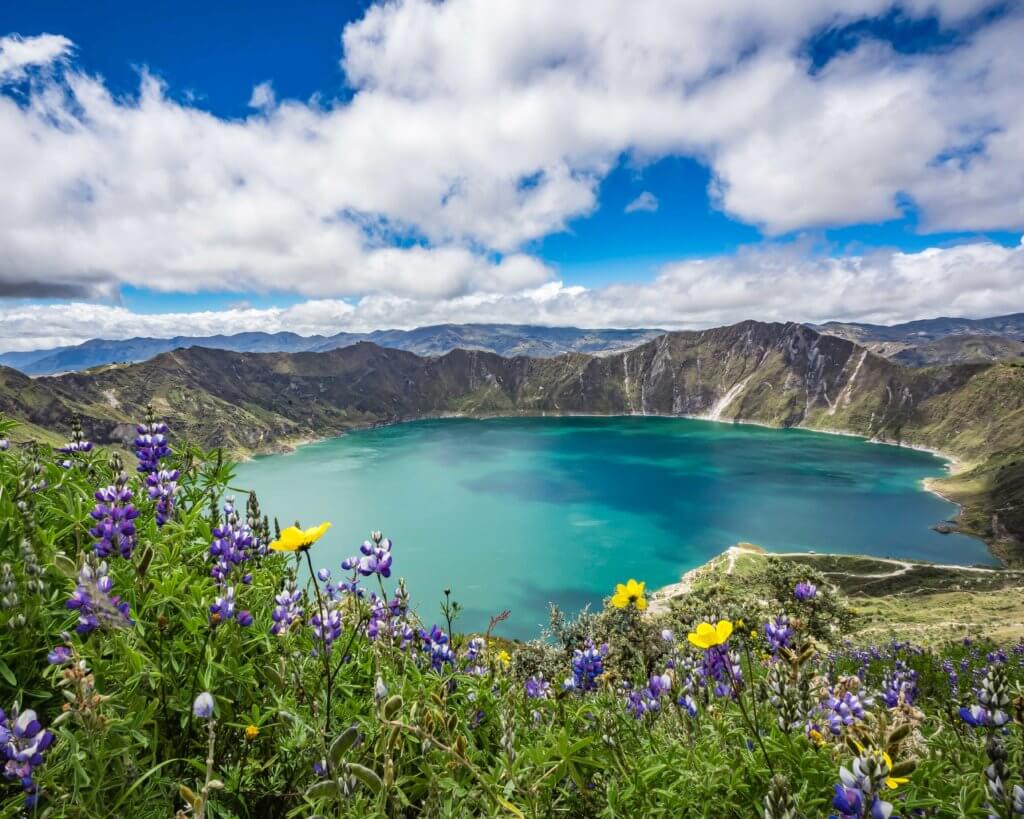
[233,416,993,638]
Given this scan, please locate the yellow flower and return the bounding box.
[610,579,647,611]
[497,649,511,668]
[687,620,734,649]
[245,724,260,740]
[269,522,332,552]
[882,751,908,789]
[808,728,825,746]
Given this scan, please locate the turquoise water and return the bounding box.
[233,416,993,638]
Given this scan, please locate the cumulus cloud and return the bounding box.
[2,238,1020,352]
[624,192,658,214]
[0,3,1021,304]
[0,33,71,80]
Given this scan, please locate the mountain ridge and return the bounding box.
[6,313,1024,376]
[0,324,666,376]
[2,319,1022,561]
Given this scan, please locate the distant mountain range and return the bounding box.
[3,314,1023,377]
[814,313,1024,365]
[0,325,665,376]
[1,320,1021,560]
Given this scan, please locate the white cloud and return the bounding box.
[1,238,1020,352]
[0,4,1020,306]
[0,33,71,80]
[624,191,658,214]
[248,81,275,110]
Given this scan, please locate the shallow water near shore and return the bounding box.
[234,416,993,638]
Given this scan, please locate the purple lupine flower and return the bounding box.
[464,637,487,676]
[824,691,871,735]
[661,628,675,643]
[0,707,55,807]
[270,577,303,636]
[351,532,394,579]
[649,672,672,697]
[677,692,698,717]
[146,468,179,527]
[625,685,659,719]
[46,646,72,666]
[959,704,993,728]
[831,784,864,817]
[317,567,331,583]
[420,625,455,672]
[525,674,550,700]
[567,640,607,692]
[135,407,171,474]
[192,692,215,719]
[794,581,818,601]
[365,585,413,648]
[57,416,92,468]
[941,659,959,695]
[209,499,254,585]
[880,659,918,708]
[697,643,742,698]
[764,613,793,653]
[310,605,343,656]
[90,473,139,559]
[209,585,251,628]
[0,439,8,451]
[66,559,132,634]
[626,672,672,719]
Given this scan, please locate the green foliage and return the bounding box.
[0,413,1023,818]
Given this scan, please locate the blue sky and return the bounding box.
[0,1,1021,348]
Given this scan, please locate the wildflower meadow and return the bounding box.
[0,407,1023,817]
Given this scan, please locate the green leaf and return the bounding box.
[0,660,16,687]
[52,551,78,578]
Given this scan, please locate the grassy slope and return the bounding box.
[653,544,1024,646]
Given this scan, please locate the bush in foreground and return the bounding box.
[0,411,1023,817]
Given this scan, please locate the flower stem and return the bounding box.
[303,548,334,737]
[726,660,775,776]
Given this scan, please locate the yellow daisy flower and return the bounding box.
[269,522,332,552]
[497,649,511,668]
[245,724,260,739]
[610,579,647,610]
[686,620,734,649]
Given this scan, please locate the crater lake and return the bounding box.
[233,416,993,638]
